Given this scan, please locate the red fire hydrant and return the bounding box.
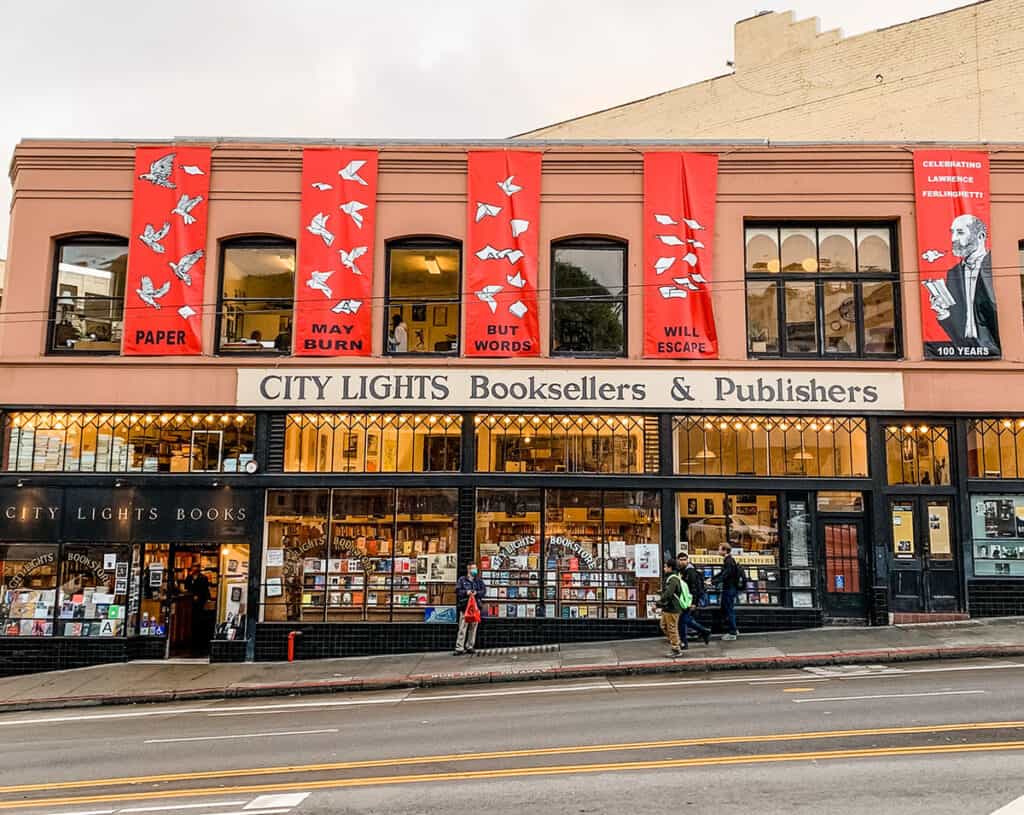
[287,630,303,662]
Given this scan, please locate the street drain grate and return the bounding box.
[472,644,561,656]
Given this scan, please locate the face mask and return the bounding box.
[470,569,478,577]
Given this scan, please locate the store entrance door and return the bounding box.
[817,519,867,621]
[169,546,219,657]
[889,497,959,613]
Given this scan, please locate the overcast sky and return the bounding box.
[0,0,971,256]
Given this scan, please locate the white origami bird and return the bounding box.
[307,270,334,299]
[339,160,368,185]
[331,299,362,315]
[659,286,688,300]
[178,305,197,319]
[139,153,176,188]
[181,165,205,176]
[475,202,502,223]
[306,212,335,246]
[476,245,502,260]
[688,239,705,249]
[654,257,676,275]
[682,252,699,267]
[654,214,678,225]
[172,194,203,226]
[497,175,522,196]
[682,218,704,230]
[311,182,333,191]
[476,285,503,314]
[658,235,686,246]
[509,300,528,318]
[507,271,525,288]
[340,200,368,228]
[136,276,171,308]
[510,219,529,238]
[673,277,699,291]
[139,222,171,254]
[504,250,524,265]
[921,249,945,263]
[692,273,707,284]
[169,249,204,286]
[339,246,368,275]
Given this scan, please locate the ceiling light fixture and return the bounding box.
[424,255,442,275]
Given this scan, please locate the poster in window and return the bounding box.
[124,146,211,355]
[642,152,719,359]
[913,150,999,360]
[464,151,542,357]
[294,148,378,356]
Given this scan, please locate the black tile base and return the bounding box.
[210,639,247,663]
[968,580,1024,618]
[870,587,890,626]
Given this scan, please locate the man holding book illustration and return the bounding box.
[927,214,1000,356]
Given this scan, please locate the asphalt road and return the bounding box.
[3,659,1024,815]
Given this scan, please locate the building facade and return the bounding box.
[1,139,1023,675]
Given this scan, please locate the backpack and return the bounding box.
[671,573,692,610]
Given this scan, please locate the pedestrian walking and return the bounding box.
[454,563,486,655]
[677,553,712,646]
[712,543,742,640]
[658,557,691,657]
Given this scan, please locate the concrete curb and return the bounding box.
[2,642,1023,714]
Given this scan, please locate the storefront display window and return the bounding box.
[0,544,58,636]
[58,545,133,637]
[476,414,656,474]
[967,419,1024,478]
[476,489,542,619]
[283,414,461,473]
[674,415,868,477]
[786,500,815,608]
[885,425,951,486]
[3,412,256,473]
[970,495,1024,577]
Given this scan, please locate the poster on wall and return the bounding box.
[464,151,542,357]
[643,152,719,359]
[913,150,999,359]
[294,148,378,356]
[123,146,211,355]
[634,543,660,578]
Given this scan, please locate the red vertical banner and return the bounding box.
[124,146,211,355]
[294,148,378,355]
[642,152,719,359]
[913,150,999,359]
[464,151,541,356]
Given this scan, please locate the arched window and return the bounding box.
[49,235,128,353]
[217,237,295,354]
[384,237,461,355]
[550,238,627,357]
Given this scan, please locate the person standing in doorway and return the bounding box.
[712,544,741,640]
[677,553,711,646]
[658,557,688,657]
[390,313,408,353]
[454,563,486,655]
[183,563,212,655]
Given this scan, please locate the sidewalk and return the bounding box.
[2,617,1024,713]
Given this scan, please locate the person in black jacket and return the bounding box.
[677,553,711,647]
[711,544,741,640]
[454,564,487,655]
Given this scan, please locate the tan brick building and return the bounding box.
[519,0,1024,141]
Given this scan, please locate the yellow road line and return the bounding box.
[3,740,1024,810]
[2,720,1023,795]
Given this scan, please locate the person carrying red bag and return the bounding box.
[454,563,487,655]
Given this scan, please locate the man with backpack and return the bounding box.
[657,557,691,657]
[711,543,743,640]
[677,553,712,646]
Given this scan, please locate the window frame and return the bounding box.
[744,221,902,361]
[47,234,129,357]
[383,236,462,358]
[549,237,628,358]
[215,235,296,356]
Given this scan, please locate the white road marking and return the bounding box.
[406,683,612,703]
[144,729,338,744]
[613,675,814,689]
[151,810,289,815]
[120,803,248,813]
[245,794,310,809]
[792,689,987,704]
[989,792,1024,814]
[206,696,409,717]
[0,706,214,728]
[36,810,114,815]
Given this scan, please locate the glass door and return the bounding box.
[923,498,958,612]
[888,497,960,613]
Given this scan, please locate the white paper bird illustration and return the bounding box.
[476,245,502,260]
[169,249,204,286]
[921,249,946,263]
[509,300,528,319]
[475,202,502,223]
[181,165,205,176]
[136,276,171,308]
[682,218,704,230]
[311,182,333,191]
[654,257,676,275]
[476,285,503,314]
[307,270,334,299]
[507,271,525,288]
[687,239,705,249]
[659,286,688,300]
[139,222,171,254]
[504,250,524,265]
[139,153,176,188]
[178,305,197,319]
[510,219,530,238]
[692,273,707,284]
[654,214,678,225]
[657,235,686,246]
[682,252,699,267]
[172,194,203,226]
[339,160,369,185]
[339,246,368,275]
[340,200,368,228]
[673,277,699,291]
[497,175,522,196]
[331,299,363,315]
[306,212,335,247]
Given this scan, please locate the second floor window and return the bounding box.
[551,239,627,356]
[745,224,899,359]
[218,238,295,354]
[50,236,128,353]
[385,239,460,355]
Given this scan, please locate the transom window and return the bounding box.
[885,424,952,486]
[968,418,1024,479]
[49,236,128,353]
[550,238,627,357]
[745,223,899,359]
[384,239,461,355]
[218,238,295,354]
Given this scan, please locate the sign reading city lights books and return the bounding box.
[643,152,719,359]
[123,146,211,355]
[237,368,904,411]
[464,151,542,357]
[295,148,378,356]
[913,150,1000,360]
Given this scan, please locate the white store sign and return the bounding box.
[236,368,903,412]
